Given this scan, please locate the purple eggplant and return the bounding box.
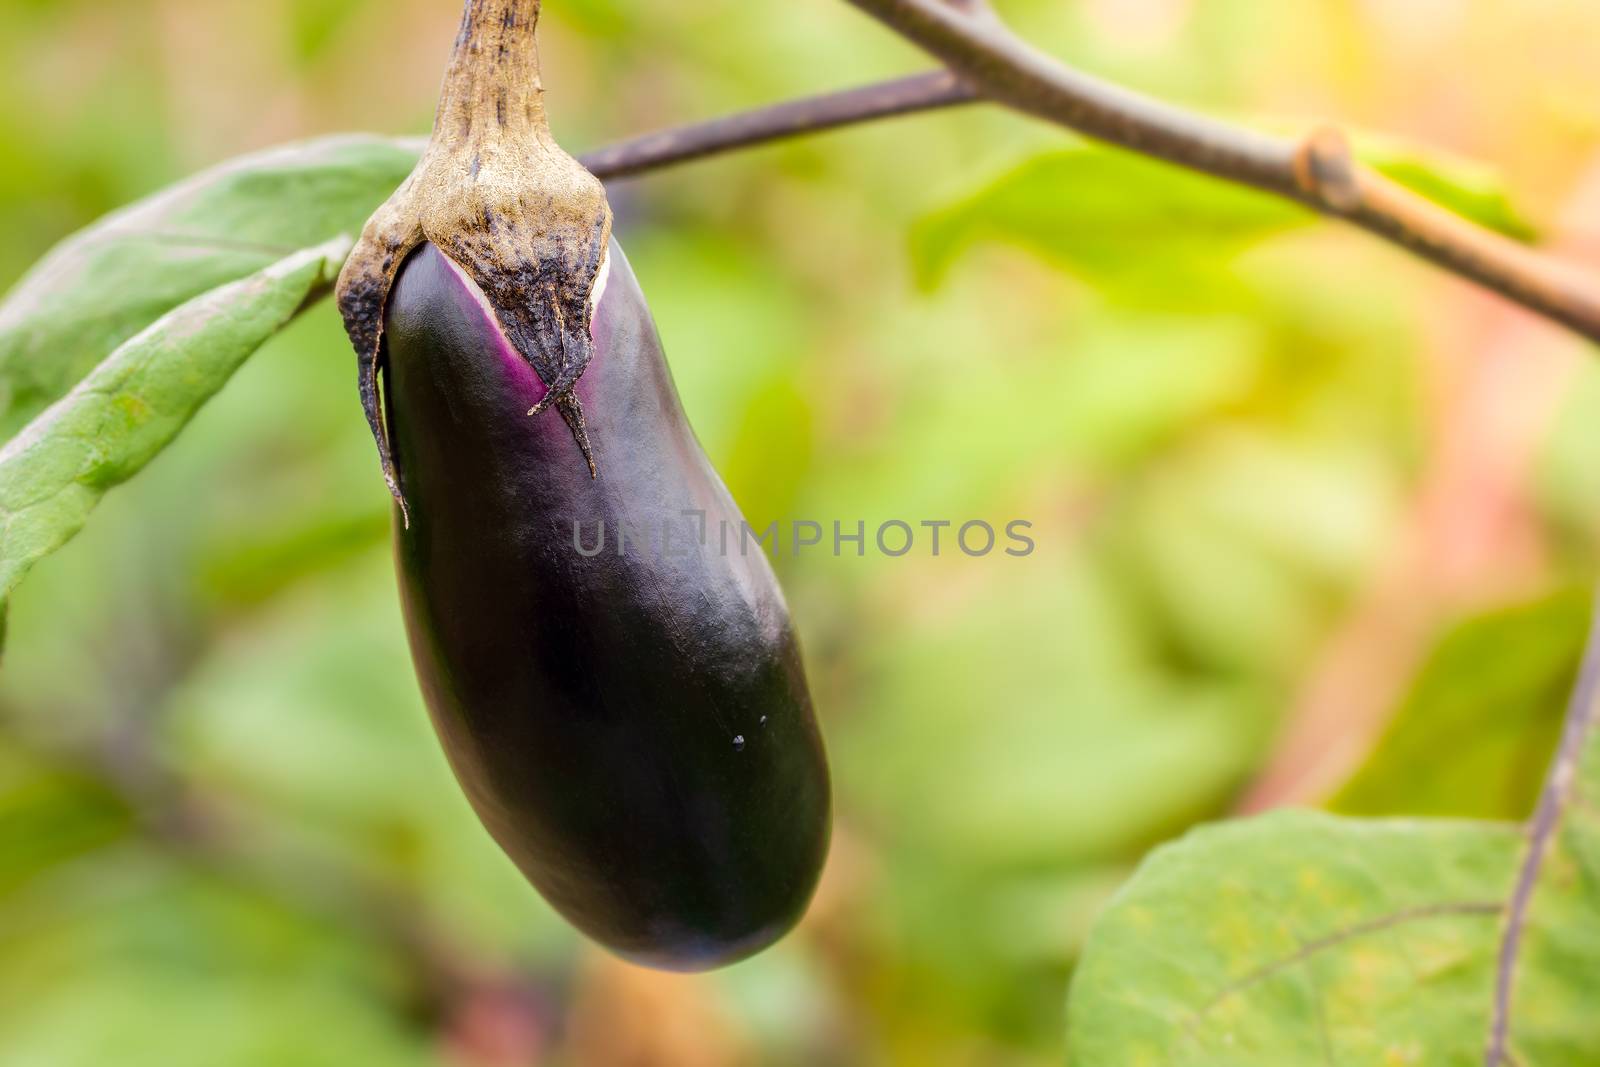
[334,0,830,968]
[379,239,830,969]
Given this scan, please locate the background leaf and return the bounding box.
[0,237,350,613]
[0,859,434,1067]
[1331,588,1583,821]
[912,141,1539,307]
[910,148,1309,306]
[1366,145,1538,243]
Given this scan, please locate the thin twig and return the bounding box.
[578,71,978,181]
[1485,581,1600,1066]
[840,0,1600,346]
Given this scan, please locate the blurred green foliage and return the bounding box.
[3,1,1600,1064]
[1331,588,1586,821]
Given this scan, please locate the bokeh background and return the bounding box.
[5,1,1600,1064]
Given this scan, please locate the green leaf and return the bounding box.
[1065,810,1519,1066]
[1332,589,1584,821]
[0,134,417,437]
[1366,145,1538,243]
[911,148,1310,304]
[0,237,350,613]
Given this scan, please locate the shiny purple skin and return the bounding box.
[382,241,830,970]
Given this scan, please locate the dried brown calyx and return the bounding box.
[336,0,612,521]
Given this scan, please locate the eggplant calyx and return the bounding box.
[335,0,612,521]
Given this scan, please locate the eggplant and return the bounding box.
[335,0,830,968]
[377,238,830,969]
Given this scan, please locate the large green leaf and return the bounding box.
[1065,811,1517,1065]
[0,134,416,437]
[0,237,350,614]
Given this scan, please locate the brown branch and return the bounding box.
[577,71,978,181]
[839,0,1600,346]
[1486,581,1600,1066]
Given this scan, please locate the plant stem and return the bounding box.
[579,71,978,180]
[1486,581,1600,1065]
[436,0,550,141]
